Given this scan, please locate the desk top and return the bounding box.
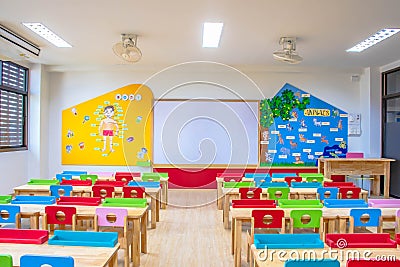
[319,158,395,162]
[222,187,368,195]
[251,245,400,267]
[0,242,119,267]
[13,184,161,193]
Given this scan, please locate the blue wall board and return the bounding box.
[260,83,348,166]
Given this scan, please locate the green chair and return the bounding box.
[27,179,60,185]
[223,181,255,188]
[305,176,324,183]
[289,209,324,239]
[141,173,161,182]
[79,174,98,184]
[267,187,290,200]
[0,195,12,204]
[0,255,13,267]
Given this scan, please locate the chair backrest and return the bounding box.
[0,255,12,267]
[347,259,400,266]
[317,187,339,201]
[339,187,361,199]
[346,152,364,158]
[114,173,136,183]
[50,185,73,198]
[20,254,74,267]
[94,180,127,187]
[79,174,98,183]
[305,176,324,183]
[123,186,145,198]
[290,209,322,228]
[245,173,270,178]
[222,176,242,182]
[267,187,290,200]
[92,185,115,199]
[142,173,161,182]
[55,173,72,182]
[44,206,76,225]
[324,182,355,187]
[252,209,285,229]
[350,208,381,227]
[96,207,128,227]
[285,259,340,267]
[272,173,297,178]
[60,179,92,186]
[253,176,272,187]
[0,204,20,224]
[239,187,262,199]
[284,176,302,186]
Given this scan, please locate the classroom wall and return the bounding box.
[43,64,368,179]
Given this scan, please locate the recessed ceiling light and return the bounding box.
[346,28,400,52]
[202,22,223,48]
[22,22,72,48]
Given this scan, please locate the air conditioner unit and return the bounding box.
[0,24,40,59]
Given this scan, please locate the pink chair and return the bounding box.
[346,152,364,158]
[95,208,132,267]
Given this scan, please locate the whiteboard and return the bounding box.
[153,100,259,165]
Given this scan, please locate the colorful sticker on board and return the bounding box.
[62,84,153,166]
[259,83,348,167]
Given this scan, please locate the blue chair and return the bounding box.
[291,182,321,188]
[349,208,382,233]
[285,259,340,267]
[0,205,21,228]
[253,176,272,187]
[62,170,87,176]
[271,173,297,178]
[20,255,74,267]
[50,185,73,198]
[317,187,339,201]
[259,182,288,188]
[55,174,73,182]
[244,173,270,178]
[128,181,160,188]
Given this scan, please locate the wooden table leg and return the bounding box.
[141,210,148,254]
[156,192,160,222]
[234,219,242,267]
[339,217,347,233]
[217,180,223,210]
[223,194,230,229]
[231,217,235,255]
[132,219,141,267]
[384,162,390,198]
[161,180,168,209]
[150,196,156,229]
[108,249,119,267]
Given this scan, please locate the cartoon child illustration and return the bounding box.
[99,105,119,152]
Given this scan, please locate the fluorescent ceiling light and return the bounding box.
[22,22,72,48]
[202,22,223,48]
[346,28,400,52]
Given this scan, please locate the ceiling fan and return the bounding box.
[112,34,142,63]
[273,37,303,64]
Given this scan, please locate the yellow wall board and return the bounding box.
[61,84,153,166]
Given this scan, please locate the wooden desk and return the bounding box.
[318,158,395,198]
[0,242,119,267]
[13,184,160,229]
[16,204,147,267]
[217,177,333,210]
[230,206,399,267]
[222,187,368,229]
[251,245,400,267]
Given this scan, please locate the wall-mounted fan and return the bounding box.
[273,37,303,64]
[112,34,142,63]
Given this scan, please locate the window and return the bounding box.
[0,61,28,151]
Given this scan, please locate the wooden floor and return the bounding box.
[116,189,245,267]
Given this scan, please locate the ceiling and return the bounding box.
[1,0,400,72]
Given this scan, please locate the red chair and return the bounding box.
[247,209,285,262]
[92,185,115,199]
[60,179,92,186]
[122,186,145,198]
[347,259,400,266]
[339,187,361,199]
[115,172,140,183]
[239,187,262,199]
[324,182,355,187]
[42,206,77,232]
[94,180,127,187]
[284,176,302,186]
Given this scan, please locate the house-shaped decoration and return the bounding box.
[260,83,348,166]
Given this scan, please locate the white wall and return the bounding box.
[44,64,367,177]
